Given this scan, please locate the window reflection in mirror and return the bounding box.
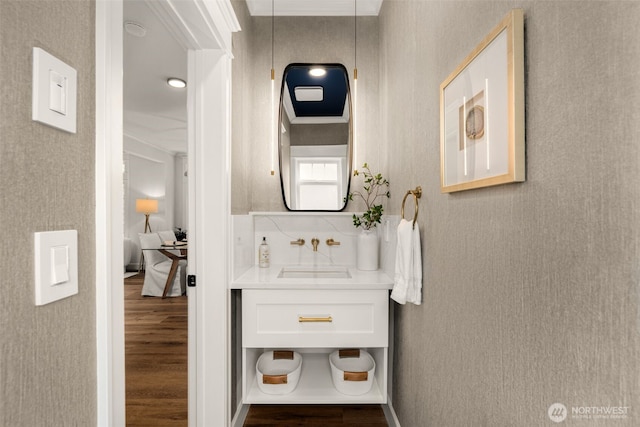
[278,64,352,211]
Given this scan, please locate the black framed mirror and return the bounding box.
[278,63,352,211]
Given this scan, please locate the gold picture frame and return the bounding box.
[440,9,525,193]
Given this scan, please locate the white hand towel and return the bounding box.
[391,219,422,305]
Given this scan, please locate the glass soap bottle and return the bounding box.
[258,237,270,268]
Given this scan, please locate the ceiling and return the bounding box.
[122,0,382,155]
[246,0,383,16]
[124,0,188,155]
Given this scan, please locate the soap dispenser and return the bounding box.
[258,237,270,268]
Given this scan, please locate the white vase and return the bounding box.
[356,229,379,271]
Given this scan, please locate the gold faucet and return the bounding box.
[290,238,305,246]
[326,238,341,246]
[311,238,320,251]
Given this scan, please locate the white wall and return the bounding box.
[124,134,178,269]
[174,154,188,232]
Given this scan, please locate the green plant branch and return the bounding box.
[345,163,390,230]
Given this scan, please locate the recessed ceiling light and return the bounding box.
[309,68,326,77]
[124,21,147,37]
[167,78,187,89]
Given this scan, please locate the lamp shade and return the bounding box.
[135,198,158,214]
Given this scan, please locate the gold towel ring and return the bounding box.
[401,186,422,229]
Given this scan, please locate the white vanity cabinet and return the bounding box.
[241,288,390,404]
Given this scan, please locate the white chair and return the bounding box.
[138,232,186,297]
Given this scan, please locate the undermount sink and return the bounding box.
[277,266,352,279]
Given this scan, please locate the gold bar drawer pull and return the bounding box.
[298,315,333,323]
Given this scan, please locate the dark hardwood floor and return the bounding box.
[244,405,388,426]
[125,273,188,427]
[124,273,388,426]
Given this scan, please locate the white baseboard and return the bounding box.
[230,402,249,427]
[383,401,401,427]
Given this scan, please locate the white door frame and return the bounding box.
[95,1,239,426]
[187,48,234,426]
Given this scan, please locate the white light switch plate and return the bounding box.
[34,230,78,306]
[32,47,77,133]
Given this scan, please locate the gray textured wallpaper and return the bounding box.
[0,1,96,425]
[380,1,640,425]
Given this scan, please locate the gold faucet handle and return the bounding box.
[311,238,320,251]
[290,238,305,246]
[326,238,341,246]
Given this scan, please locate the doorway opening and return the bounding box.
[123,0,189,424]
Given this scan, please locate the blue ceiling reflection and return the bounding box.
[284,65,348,117]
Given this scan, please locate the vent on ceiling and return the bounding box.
[294,86,323,102]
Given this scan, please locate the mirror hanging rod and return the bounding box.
[271,67,275,176]
[353,0,357,73]
[353,0,358,168]
[270,0,275,175]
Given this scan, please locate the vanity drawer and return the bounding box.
[242,289,388,348]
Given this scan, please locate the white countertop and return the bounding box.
[231,264,394,290]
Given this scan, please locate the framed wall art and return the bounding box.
[440,9,525,193]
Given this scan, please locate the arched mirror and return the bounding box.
[278,63,352,211]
